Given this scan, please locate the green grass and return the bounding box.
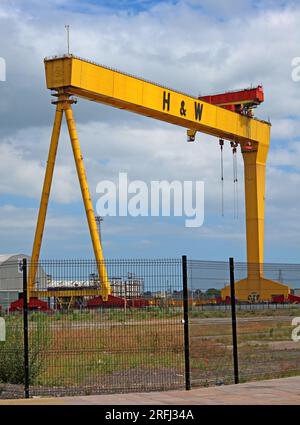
[1,307,300,392]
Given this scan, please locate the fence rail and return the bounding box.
[0,257,300,399]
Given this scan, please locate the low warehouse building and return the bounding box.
[0,253,47,311]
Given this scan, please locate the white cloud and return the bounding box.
[269,141,300,170]
[0,0,300,260]
[0,138,79,203]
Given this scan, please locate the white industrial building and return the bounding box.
[0,253,48,311]
[110,275,144,298]
[47,276,144,299]
[0,255,144,309]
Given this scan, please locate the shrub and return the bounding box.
[0,315,49,385]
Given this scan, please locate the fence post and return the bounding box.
[182,255,191,391]
[22,258,30,399]
[229,257,239,384]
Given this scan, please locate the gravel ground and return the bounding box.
[0,367,184,399]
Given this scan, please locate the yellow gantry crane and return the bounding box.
[28,54,290,302]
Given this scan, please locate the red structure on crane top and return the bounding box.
[199,85,264,114]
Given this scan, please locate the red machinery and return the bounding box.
[218,293,300,305]
[271,294,285,304]
[271,294,300,304]
[287,293,300,304]
[87,295,149,309]
[199,85,264,115]
[9,297,49,313]
[187,85,265,143]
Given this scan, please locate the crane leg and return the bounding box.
[221,146,290,302]
[243,149,265,277]
[28,103,64,296]
[64,102,111,300]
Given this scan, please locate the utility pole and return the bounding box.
[95,216,103,245]
[65,25,70,55]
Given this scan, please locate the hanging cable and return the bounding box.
[231,142,236,219]
[231,142,239,219]
[235,144,239,219]
[219,139,224,216]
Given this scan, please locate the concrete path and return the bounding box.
[1,376,300,405]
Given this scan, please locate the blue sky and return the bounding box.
[59,0,164,13]
[56,0,296,14]
[0,0,300,263]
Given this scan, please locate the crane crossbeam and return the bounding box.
[45,55,270,149]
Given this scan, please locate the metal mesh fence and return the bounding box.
[188,261,235,386]
[0,257,300,399]
[0,259,25,399]
[233,262,300,383]
[188,260,300,387]
[0,259,185,398]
